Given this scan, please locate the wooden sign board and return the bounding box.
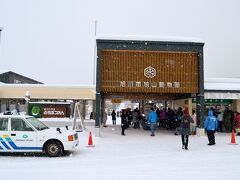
[101,50,199,94]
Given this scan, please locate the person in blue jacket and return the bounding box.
[205,109,218,145]
[148,107,158,136]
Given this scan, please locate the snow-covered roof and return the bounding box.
[0,84,96,100]
[205,78,240,91]
[96,35,204,43]
[2,77,240,98]
[0,70,9,74]
[29,101,70,105]
[0,83,95,89]
[2,78,240,91]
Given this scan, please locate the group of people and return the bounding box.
[100,108,141,129]
[150,106,240,149]
[148,107,218,150]
[3,107,20,115]
[118,107,197,140]
[120,108,141,135]
[169,107,218,149]
[108,105,240,151]
[212,107,240,134]
[204,107,240,145]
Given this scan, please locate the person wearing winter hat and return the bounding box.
[180,108,194,150]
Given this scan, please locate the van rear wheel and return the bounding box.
[45,141,63,157]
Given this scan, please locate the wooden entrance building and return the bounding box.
[96,37,204,131]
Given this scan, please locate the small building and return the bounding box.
[204,78,240,112]
[0,83,95,117]
[0,71,43,84]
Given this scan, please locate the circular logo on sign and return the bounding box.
[32,105,41,116]
[22,134,28,138]
[144,66,156,78]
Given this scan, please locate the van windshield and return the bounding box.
[26,117,49,131]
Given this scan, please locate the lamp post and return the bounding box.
[0,27,2,38]
[0,27,2,46]
[0,28,2,58]
[24,91,31,115]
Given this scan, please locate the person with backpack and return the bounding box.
[180,108,194,150]
[174,107,183,135]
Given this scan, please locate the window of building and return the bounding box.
[14,79,22,84]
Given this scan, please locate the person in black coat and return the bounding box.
[111,110,117,125]
[121,109,128,136]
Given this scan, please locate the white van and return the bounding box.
[0,115,79,157]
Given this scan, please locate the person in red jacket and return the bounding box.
[234,112,240,136]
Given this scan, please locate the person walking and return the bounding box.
[148,107,158,136]
[111,110,117,125]
[205,109,218,145]
[174,107,183,135]
[180,108,194,150]
[121,109,127,136]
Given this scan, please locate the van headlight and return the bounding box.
[68,135,74,141]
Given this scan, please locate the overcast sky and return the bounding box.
[0,0,240,84]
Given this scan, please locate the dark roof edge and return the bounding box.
[2,71,43,84]
[96,39,204,46]
[205,89,240,93]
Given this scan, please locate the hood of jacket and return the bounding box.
[208,110,213,116]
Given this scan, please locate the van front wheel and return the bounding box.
[45,141,63,157]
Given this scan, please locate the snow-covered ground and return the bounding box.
[0,117,240,180]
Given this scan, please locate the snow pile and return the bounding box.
[205,78,240,91]
[0,118,240,180]
[97,35,204,43]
